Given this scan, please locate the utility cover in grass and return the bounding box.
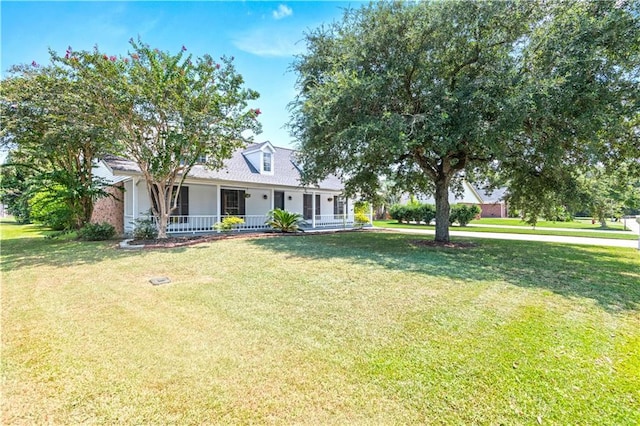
[150,277,171,286]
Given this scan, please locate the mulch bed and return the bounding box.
[409,239,477,249]
[129,232,270,248]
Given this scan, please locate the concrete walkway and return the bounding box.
[376,226,640,249]
[468,223,636,235]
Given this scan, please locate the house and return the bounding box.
[409,181,508,218]
[91,141,360,235]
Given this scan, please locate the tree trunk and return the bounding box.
[434,176,451,243]
[148,181,170,239]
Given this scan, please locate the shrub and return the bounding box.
[78,222,116,241]
[450,204,481,226]
[389,204,408,223]
[214,216,245,231]
[418,204,436,224]
[354,201,370,215]
[132,216,158,240]
[354,212,370,228]
[29,187,75,230]
[266,209,305,233]
[390,203,436,224]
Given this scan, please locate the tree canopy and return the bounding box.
[57,39,261,238]
[290,0,639,242]
[1,62,116,229]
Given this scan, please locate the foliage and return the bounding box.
[214,215,245,232]
[266,209,305,233]
[57,38,261,238]
[354,212,370,228]
[576,164,640,226]
[28,185,75,230]
[389,203,436,224]
[449,204,481,227]
[353,200,370,215]
[0,59,115,229]
[132,215,158,240]
[77,222,116,241]
[0,153,32,223]
[290,1,640,242]
[353,201,371,228]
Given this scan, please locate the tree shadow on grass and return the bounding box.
[0,235,189,271]
[248,231,640,313]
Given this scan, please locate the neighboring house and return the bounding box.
[92,141,358,235]
[409,181,508,218]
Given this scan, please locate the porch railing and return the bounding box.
[132,213,372,235]
[156,215,271,234]
[312,214,372,228]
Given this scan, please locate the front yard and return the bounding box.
[2,221,639,424]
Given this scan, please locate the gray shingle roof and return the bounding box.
[102,143,344,191]
[471,184,508,203]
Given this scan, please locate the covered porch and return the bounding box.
[122,178,367,235]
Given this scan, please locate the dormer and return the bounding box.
[243,141,276,175]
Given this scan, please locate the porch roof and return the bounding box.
[102,142,344,191]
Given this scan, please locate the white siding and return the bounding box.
[285,191,304,214]
[188,184,217,215]
[245,189,272,215]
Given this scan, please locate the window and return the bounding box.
[263,152,272,172]
[221,189,246,216]
[334,196,346,217]
[315,194,321,216]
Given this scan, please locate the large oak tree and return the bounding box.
[290,1,639,242]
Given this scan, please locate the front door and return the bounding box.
[274,191,285,210]
[303,194,313,220]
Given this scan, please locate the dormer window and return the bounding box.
[263,152,272,173]
[243,141,275,175]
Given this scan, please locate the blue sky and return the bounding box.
[1,1,364,149]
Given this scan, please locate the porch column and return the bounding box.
[344,197,348,229]
[311,191,316,229]
[132,178,138,220]
[215,184,221,233]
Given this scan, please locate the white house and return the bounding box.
[92,141,359,235]
[410,181,508,218]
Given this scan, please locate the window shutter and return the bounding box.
[239,190,246,216]
[179,186,189,216]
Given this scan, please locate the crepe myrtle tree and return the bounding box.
[290,1,639,242]
[57,39,261,238]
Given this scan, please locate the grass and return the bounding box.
[475,217,631,230]
[2,219,639,424]
[374,220,639,240]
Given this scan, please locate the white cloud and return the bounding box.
[272,4,293,20]
[233,29,304,57]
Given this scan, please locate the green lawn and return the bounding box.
[475,217,631,230]
[374,220,639,240]
[2,220,639,424]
